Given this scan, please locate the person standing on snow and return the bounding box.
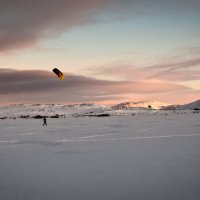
[43,117,47,126]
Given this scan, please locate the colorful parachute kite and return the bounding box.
[52,68,64,80]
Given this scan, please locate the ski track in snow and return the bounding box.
[1,133,200,149]
[0,140,19,143]
[0,120,198,149]
[56,133,200,143]
[19,132,41,136]
[57,133,121,142]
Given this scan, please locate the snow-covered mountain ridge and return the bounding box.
[164,99,200,110]
[0,99,199,118]
[0,103,108,118]
[112,101,170,110]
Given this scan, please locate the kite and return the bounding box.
[52,68,64,80]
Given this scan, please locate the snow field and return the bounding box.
[0,114,200,200]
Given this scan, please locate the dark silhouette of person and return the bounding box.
[43,117,47,126]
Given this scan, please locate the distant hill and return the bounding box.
[176,99,200,110]
[0,99,200,119]
[163,99,200,110]
[0,103,107,118]
[112,101,170,110]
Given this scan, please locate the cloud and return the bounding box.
[0,0,142,52]
[0,0,108,52]
[145,58,200,81]
[0,68,191,104]
[90,57,200,82]
[1,0,200,53]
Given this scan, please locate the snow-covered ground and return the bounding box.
[0,104,108,118]
[112,100,170,109]
[0,102,198,119]
[0,113,200,200]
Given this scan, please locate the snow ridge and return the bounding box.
[112,101,170,110]
[0,99,199,119]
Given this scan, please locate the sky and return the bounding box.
[0,0,200,105]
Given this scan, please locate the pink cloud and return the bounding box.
[90,57,200,82]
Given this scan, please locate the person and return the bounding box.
[43,117,47,126]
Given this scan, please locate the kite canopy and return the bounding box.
[52,68,64,80]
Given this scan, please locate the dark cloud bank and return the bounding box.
[0,0,132,52]
[1,0,200,52]
[0,69,193,104]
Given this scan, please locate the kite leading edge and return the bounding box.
[52,68,64,80]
